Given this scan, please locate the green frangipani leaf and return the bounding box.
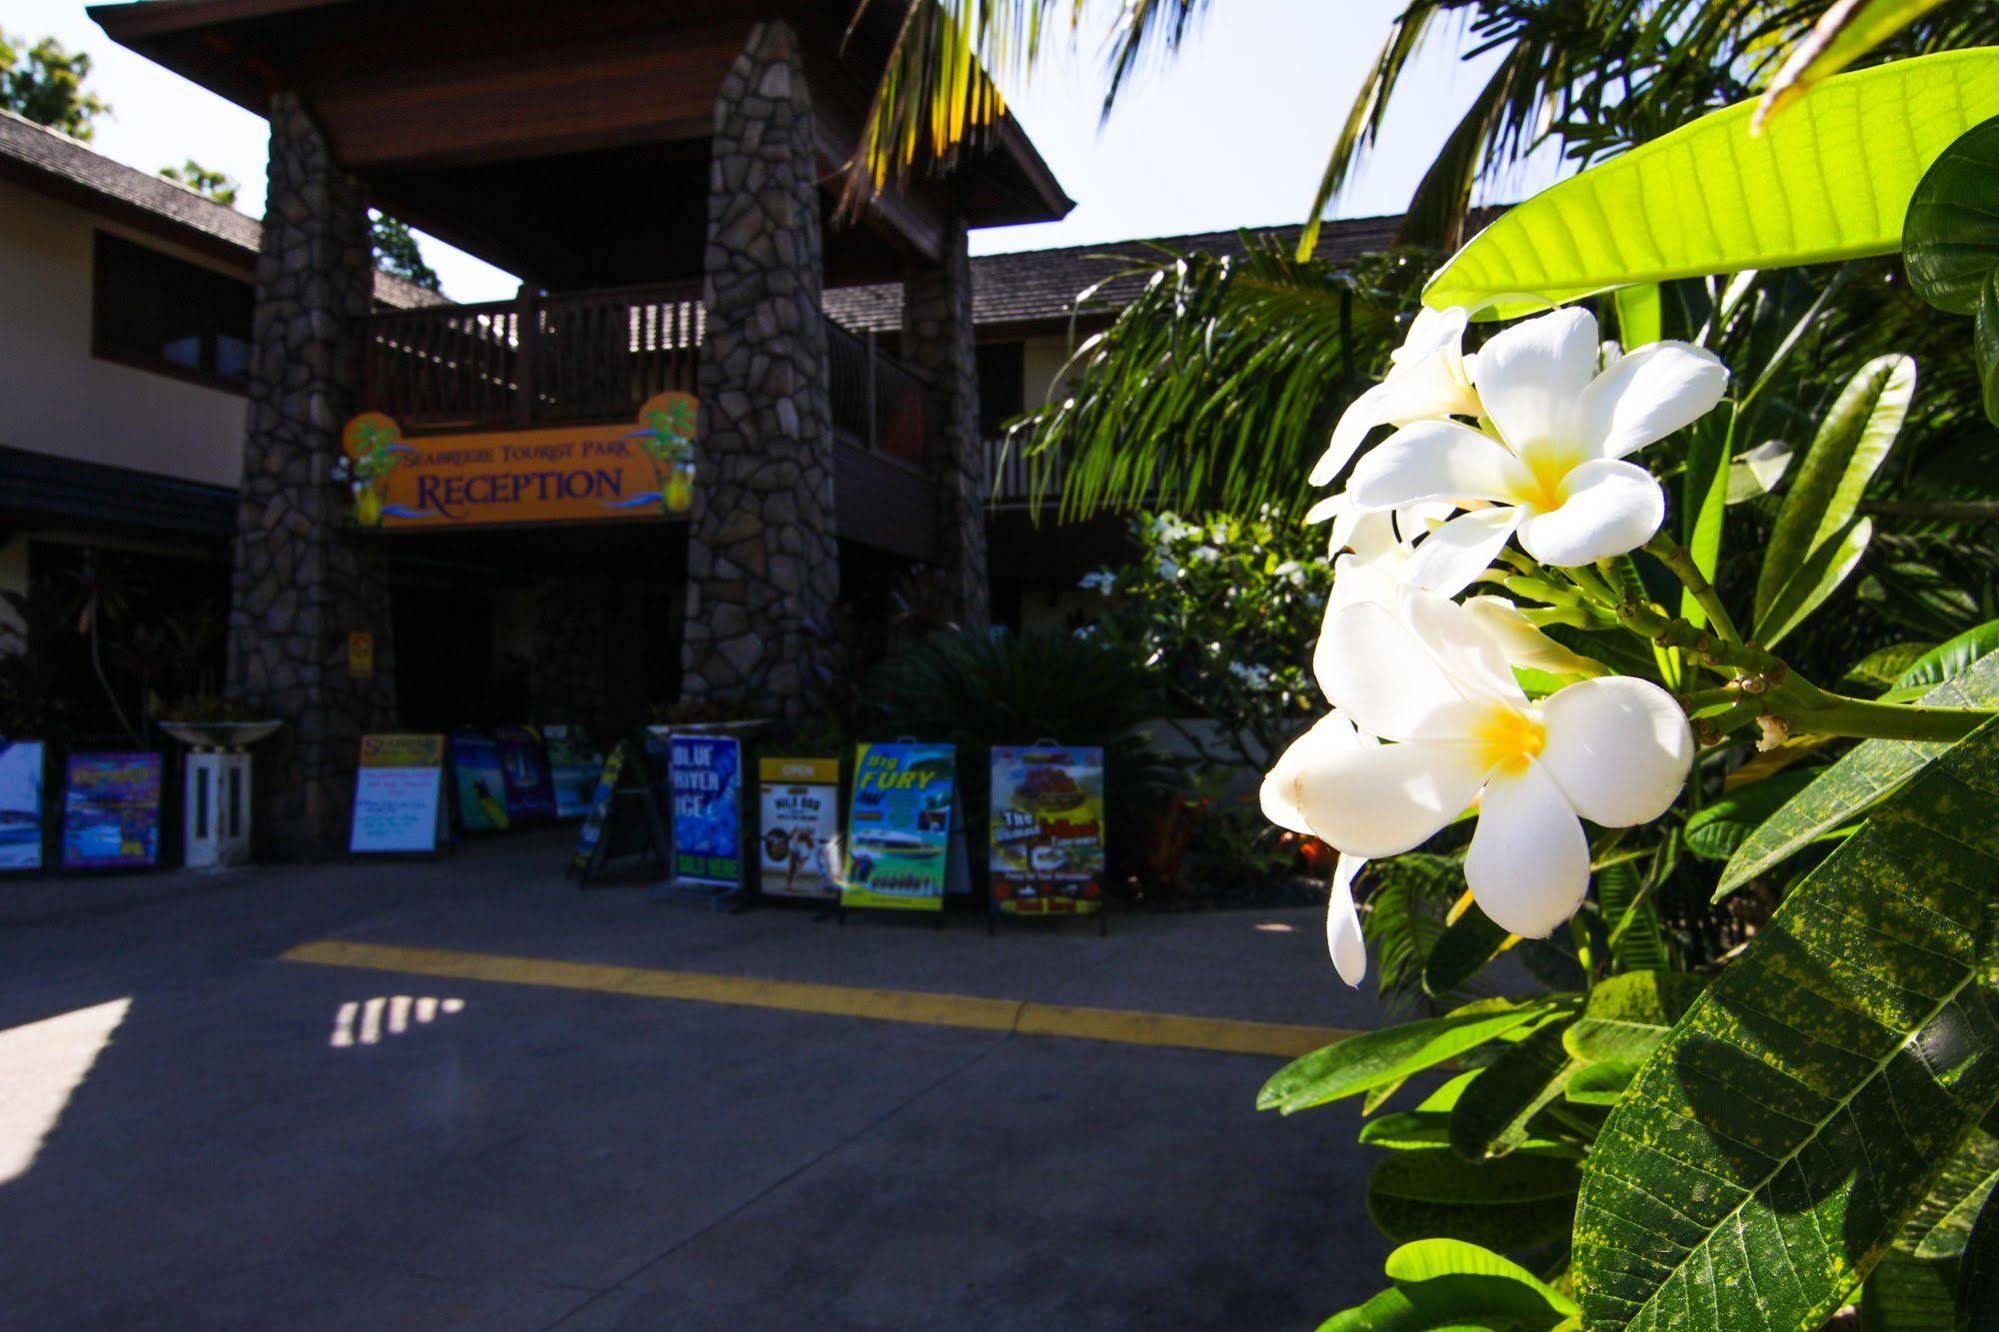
[1684,768,1824,861]
[1369,1147,1581,1252]
[1755,354,1915,628]
[1717,650,1999,895]
[1960,1190,1999,1326]
[1903,113,1999,316]
[1754,515,1874,649]
[1423,901,1511,998]
[1895,1127,1999,1262]
[1897,620,1999,696]
[1844,640,1937,693]
[1861,1251,1961,1332]
[1614,282,1662,348]
[1979,269,1999,428]
[1757,0,1952,130]
[1726,439,1794,505]
[1565,1062,1637,1107]
[1574,716,1999,1330]
[1424,50,1999,318]
[1596,857,1666,973]
[1317,1238,1580,1331]
[1448,1020,1578,1162]
[1259,998,1566,1115]
[1319,1232,1583,1328]
[1361,1071,1483,1150]
[1558,972,1706,1110]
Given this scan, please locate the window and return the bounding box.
[92,232,254,392]
[976,342,1025,438]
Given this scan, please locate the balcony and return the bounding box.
[356,285,944,558]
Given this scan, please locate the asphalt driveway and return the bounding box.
[0,834,1391,1330]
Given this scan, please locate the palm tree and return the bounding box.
[841,0,1999,522]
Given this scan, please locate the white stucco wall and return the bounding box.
[0,181,247,487]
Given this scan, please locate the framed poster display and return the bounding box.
[349,734,448,854]
[493,726,558,823]
[841,743,956,913]
[989,745,1106,917]
[758,757,840,901]
[450,730,511,832]
[669,733,743,890]
[0,740,45,871]
[542,726,601,820]
[61,752,162,870]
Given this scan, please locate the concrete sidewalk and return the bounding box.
[0,833,1392,1330]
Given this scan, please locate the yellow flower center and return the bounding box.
[1475,706,1547,776]
[1511,440,1583,514]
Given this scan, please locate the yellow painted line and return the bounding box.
[281,939,1351,1059]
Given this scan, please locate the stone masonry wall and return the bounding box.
[902,217,990,628]
[681,20,839,716]
[226,92,395,859]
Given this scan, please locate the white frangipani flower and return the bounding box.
[1262,711,1370,986]
[1296,589,1692,939]
[1345,307,1728,574]
[1309,307,1482,488]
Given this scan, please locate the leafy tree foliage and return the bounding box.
[0,28,110,141]
[369,212,441,293]
[158,159,238,206]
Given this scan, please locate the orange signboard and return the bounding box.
[340,393,696,530]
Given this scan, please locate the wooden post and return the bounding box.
[864,329,879,453]
[513,282,538,428]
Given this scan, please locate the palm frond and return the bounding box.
[1099,0,1215,118]
[1011,236,1433,520]
[843,0,1214,208]
[1305,0,1999,258]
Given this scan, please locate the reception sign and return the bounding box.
[842,743,956,912]
[990,746,1106,916]
[669,733,743,889]
[758,757,840,901]
[61,752,162,869]
[0,740,45,871]
[450,731,510,832]
[342,392,697,530]
[349,734,447,854]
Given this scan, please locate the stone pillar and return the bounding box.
[902,216,989,628]
[225,92,395,859]
[681,20,839,717]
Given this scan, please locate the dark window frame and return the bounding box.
[90,230,254,396]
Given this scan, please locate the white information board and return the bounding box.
[349,734,447,855]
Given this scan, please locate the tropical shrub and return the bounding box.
[1252,52,1999,1331]
[860,626,1184,888]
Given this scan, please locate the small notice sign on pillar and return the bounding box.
[347,631,375,679]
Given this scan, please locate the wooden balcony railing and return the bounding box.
[358,286,936,469]
[359,282,703,431]
[823,318,935,466]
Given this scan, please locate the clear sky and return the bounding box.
[1,1,1541,301]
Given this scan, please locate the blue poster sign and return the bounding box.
[494,727,558,822]
[669,733,742,888]
[61,752,162,870]
[0,740,45,871]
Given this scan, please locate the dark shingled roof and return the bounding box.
[0,106,446,310]
[823,215,1407,334]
